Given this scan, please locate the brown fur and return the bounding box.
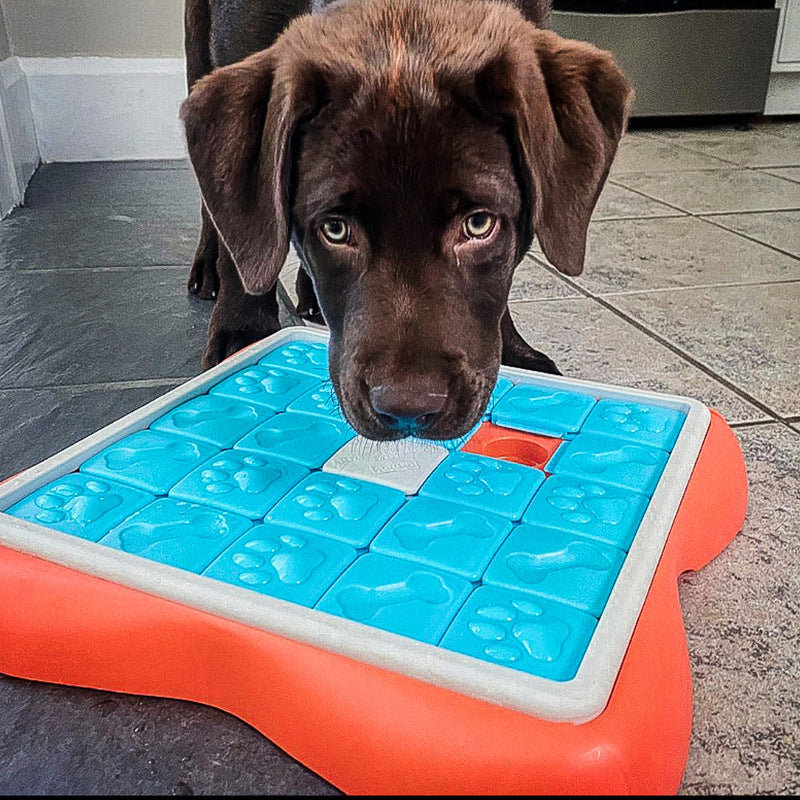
[182,0,632,440]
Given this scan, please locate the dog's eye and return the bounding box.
[463,211,496,239]
[320,218,350,244]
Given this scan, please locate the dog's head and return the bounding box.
[181,0,632,441]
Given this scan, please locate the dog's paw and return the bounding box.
[188,250,220,301]
[501,348,562,376]
[202,324,279,369]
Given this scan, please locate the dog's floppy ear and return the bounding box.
[477,29,632,276]
[180,47,323,295]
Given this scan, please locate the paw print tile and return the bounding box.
[440,585,596,682]
[286,385,347,422]
[483,377,515,419]
[266,473,406,548]
[169,452,308,519]
[492,385,596,437]
[548,434,669,497]
[203,524,357,607]
[98,497,252,573]
[483,524,625,617]
[420,452,545,521]
[322,436,449,494]
[581,400,685,452]
[370,497,512,581]
[81,431,219,495]
[150,395,273,448]
[315,553,472,644]
[523,475,649,551]
[6,473,153,542]
[258,341,329,378]
[235,412,356,469]
[210,365,318,410]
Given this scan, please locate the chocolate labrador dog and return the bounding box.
[181,0,632,441]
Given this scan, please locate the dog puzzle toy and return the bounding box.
[0,327,747,794]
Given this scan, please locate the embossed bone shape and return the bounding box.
[572,445,658,473]
[105,440,199,470]
[506,541,612,584]
[119,512,226,551]
[394,511,495,551]
[336,572,449,621]
[171,404,253,428]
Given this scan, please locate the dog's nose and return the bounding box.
[369,378,448,433]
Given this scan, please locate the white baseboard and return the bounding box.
[765,70,800,115]
[0,57,40,216]
[20,57,188,163]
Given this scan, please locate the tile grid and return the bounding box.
[5,339,690,686]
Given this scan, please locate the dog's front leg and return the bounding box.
[500,307,561,375]
[188,204,220,300]
[202,247,281,369]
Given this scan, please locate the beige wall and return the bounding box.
[2,0,183,57]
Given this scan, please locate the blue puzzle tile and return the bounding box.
[420,452,545,521]
[98,497,252,573]
[483,524,625,617]
[492,385,596,437]
[286,385,347,422]
[210,365,318,411]
[370,496,512,581]
[483,377,515,419]
[81,430,218,495]
[235,412,356,469]
[150,394,273,448]
[169,452,308,519]
[523,475,649,551]
[315,553,472,644]
[265,473,406,548]
[203,523,357,607]
[258,340,329,378]
[6,473,154,542]
[439,585,597,682]
[548,434,669,497]
[581,399,685,452]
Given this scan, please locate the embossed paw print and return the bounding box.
[33,478,122,525]
[293,478,378,523]
[444,458,522,498]
[231,534,325,586]
[547,483,629,525]
[199,455,280,495]
[601,403,666,434]
[279,342,327,370]
[466,599,569,664]
[233,367,297,396]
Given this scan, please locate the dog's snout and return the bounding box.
[369,378,448,433]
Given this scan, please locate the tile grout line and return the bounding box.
[610,169,800,217]
[0,378,191,393]
[694,215,800,264]
[522,257,785,423]
[592,278,800,298]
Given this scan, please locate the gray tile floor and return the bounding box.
[0,118,798,795]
